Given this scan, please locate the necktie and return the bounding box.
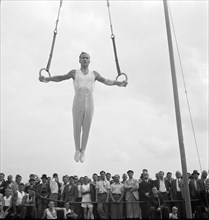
[194,180,197,190]
[178,179,180,187]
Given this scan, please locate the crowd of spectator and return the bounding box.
[0,169,208,219]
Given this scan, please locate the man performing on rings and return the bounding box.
[39,52,128,163]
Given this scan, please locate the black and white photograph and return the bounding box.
[1,0,208,219]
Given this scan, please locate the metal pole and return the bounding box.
[163,0,192,218]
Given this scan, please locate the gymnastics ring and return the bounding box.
[116,72,128,82]
[39,68,51,83]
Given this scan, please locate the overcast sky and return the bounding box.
[1,0,208,182]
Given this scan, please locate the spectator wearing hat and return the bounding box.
[74,176,79,185]
[36,174,51,218]
[25,177,36,194]
[60,176,78,212]
[197,170,208,193]
[96,170,110,219]
[124,170,141,219]
[189,170,200,216]
[25,174,35,187]
[25,174,36,185]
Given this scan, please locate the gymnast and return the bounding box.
[39,52,127,163]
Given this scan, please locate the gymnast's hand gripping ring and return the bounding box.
[39,68,51,83]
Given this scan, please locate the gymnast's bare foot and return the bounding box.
[74,150,81,162]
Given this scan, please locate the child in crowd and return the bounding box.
[169,206,178,219]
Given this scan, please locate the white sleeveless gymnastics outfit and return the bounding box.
[72,69,95,152]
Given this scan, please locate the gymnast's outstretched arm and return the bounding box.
[39,69,76,83]
[94,71,128,87]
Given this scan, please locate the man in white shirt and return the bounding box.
[49,173,61,207]
[96,171,110,219]
[13,183,26,218]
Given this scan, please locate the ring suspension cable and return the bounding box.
[106,0,128,82]
[39,0,63,80]
[168,2,202,172]
[46,0,63,72]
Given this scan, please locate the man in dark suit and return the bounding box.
[139,171,153,219]
[189,170,200,215]
[36,174,51,218]
[90,173,99,220]
[197,170,208,193]
[195,178,209,219]
[60,176,78,212]
[147,186,169,219]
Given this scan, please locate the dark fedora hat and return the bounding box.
[192,170,200,175]
[29,178,35,182]
[41,174,47,179]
